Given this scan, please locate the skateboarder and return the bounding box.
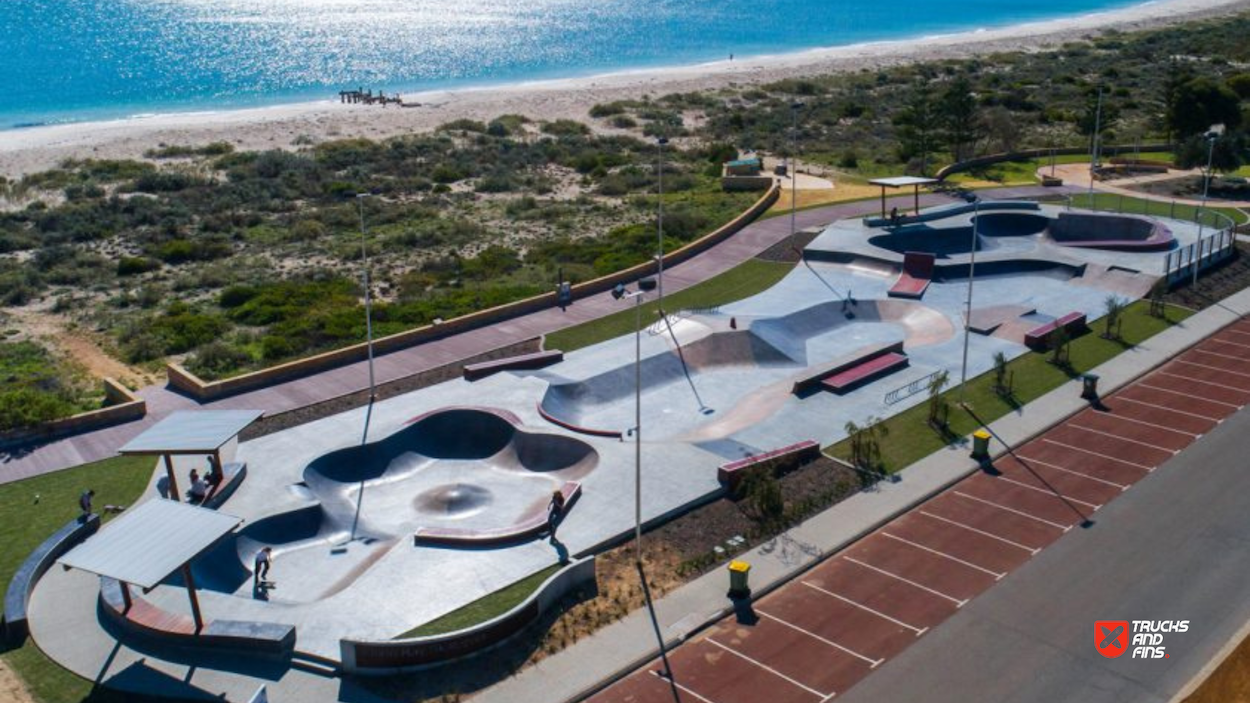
[253,547,273,588]
[78,489,95,519]
[547,490,566,542]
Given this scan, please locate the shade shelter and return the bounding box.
[119,410,262,503]
[869,176,939,218]
[58,499,242,631]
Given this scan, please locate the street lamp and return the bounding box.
[789,102,803,253]
[611,278,675,681]
[656,136,669,317]
[1087,87,1104,203]
[958,199,981,406]
[356,193,377,404]
[1194,125,1224,285]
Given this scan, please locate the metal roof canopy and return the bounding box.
[58,499,241,590]
[869,176,940,218]
[119,409,263,455]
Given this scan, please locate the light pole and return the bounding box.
[1194,126,1223,285]
[611,279,675,682]
[356,193,377,403]
[959,199,981,407]
[789,101,803,253]
[656,136,669,317]
[1087,87,1104,204]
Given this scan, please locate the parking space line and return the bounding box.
[1040,438,1154,471]
[648,670,718,703]
[755,609,884,668]
[1082,410,1199,437]
[706,638,832,699]
[1135,382,1241,410]
[842,556,968,607]
[1010,454,1130,491]
[1064,423,1179,455]
[954,490,1072,531]
[1210,333,1250,348]
[991,474,1101,510]
[918,510,1041,555]
[1114,394,1223,423]
[1157,371,1250,395]
[1191,347,1250,364]
[1173,358,1250,380]
[801,580,929,635]
[881,532,1006,579]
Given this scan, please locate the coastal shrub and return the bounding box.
[0,341,97,430]
[542,120,591,137]
[151,237,232,264]
[145,142,235,159]
[611,115,637,129]
[184,341,251,379]
[148,302,231,354]
[589,102,631,118]
[218,284,259,308]
[0,261,43,305]
[132,170,202,193]
[438,119,487,133]
[117,256,161,276]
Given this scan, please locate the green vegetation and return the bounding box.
[545,259,794,351]
[829,301,1192,472]
[0,455,160,703]
[399,564,562,638]
[0,341,101,431]
[1063,192,1249,226]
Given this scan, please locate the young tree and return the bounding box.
[926,369,950,428]
[940,75,982,162]
[1050,325,1071,367]
[1174,131,1247,174]
[992,350,1011,397]
[844,416,890,473]
[1103,295,1125,340]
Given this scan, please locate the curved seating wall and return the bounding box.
[4,514,100,643]
[340,557,596,674]
[864,200,1040,228]
[98,577,296,660]
[1050,212,1174,251]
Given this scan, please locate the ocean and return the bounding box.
[2,0,1143,130]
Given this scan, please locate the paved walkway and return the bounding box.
[0,190,975,484]
[468,283,1250,703]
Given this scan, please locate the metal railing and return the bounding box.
[884,369,945,406]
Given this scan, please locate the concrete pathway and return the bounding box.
[2,190,979,484]
[467,283,1250,703]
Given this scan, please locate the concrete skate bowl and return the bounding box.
[539,300,954,441]
[193,407,598,603]
[972,212,1051,237]
[868,225,984,258]
[1048,211,1175,251]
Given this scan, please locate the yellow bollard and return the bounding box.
[728,560,751,599]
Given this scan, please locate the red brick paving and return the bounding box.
[586,319,1250,703]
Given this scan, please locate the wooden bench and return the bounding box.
[821,352,910,393]
[792,341,906,395]
[1024,312,1087,351]
[99,578,296,659]
[414,481,581,546]
[463,350,564,381]
[717,441,821,491]
[888,251,935,299]
[4,514,99,643]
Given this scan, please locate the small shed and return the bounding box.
[119,409,262,502]
[58,499,242,631]
[869,176,939,218]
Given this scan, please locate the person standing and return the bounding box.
[78,489,95,519]
[547,490,566,541]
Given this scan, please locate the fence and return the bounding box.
[883,370,945,406]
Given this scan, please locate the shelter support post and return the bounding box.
[120,582,133,611]
[880,186,887,218]
[163,454,180,503]
[182,564,204,632]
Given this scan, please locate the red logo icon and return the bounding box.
[1096,621,1130,658]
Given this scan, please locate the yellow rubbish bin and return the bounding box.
[971,429,991,461]
[728,560,751,598]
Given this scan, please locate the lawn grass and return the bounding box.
[545,259,795,352]
[0,455,158,703]
[399,565,562,638]
[827,301,1193,473]
[1065,192,1249,226]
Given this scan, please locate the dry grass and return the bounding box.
[1183,626,1250,703]
[765,182,880,213]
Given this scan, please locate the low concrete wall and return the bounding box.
[340,557,596,675]
[4,514,100,644]
[168,184,781,403]
[0,378,145,450]
[935,143,1174,181]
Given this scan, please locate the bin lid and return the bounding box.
[973,429,991,440]
[729,560,751,573]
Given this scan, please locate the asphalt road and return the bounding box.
[840,399,1250,703]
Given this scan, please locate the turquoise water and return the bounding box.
[2,0,1143,129]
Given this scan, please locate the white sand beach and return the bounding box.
[1,0,1247,179]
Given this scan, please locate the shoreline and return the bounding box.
[2,0,1247,179]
